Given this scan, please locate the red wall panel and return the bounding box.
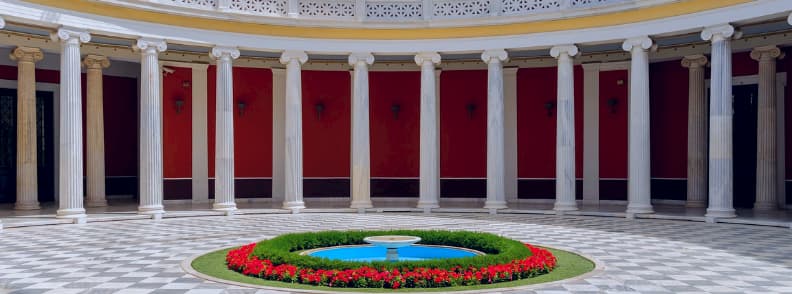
[162,66,192,178]
[301,70,350,177]
[517,66,583,179]
[649,61,688,178]
[208,66,274,178]
[598,70,629,178]
[370,71,420,177]
[440,70,487,178]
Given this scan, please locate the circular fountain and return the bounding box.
[363,235,421,261]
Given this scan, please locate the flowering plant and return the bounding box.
[226,242,556,289]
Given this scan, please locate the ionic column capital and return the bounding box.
[134,38,167,54]
[481,49,508,64]
[83,55,110,69]
[414,52,441,66]
[750,46,784,61]
[211,46,240,60]
[279,50,308,65]
[681,55,708,69]
[701,24,735,42]
[10,47,43,63]
[348,52,374,66]
[550,45,579,58]
[50,27,91,44]
[622,36,653,52]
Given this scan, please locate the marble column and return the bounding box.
[280,50,308,212]
[623,36,654,215]
[52,28,90,221]
[83,55,110,208]
[482,49,509,210]
[415,52,441,211]
[211,46,240,213]
[10,47,43,210]
[550,45,578,212]
[503,67,519,203]
[702,24,736,218]
[135,38,167,217]
[682,55,709,208]
[271,68,286,204]
[751,46,783,210]
[349,52,374,210]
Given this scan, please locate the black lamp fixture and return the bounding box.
[174,98,185,114]
[607,97,619,113]
[315,102,325,120]
[544,101,556,117]
[466,102,476,119]
[237,101,247,116]
[391,103,401,120]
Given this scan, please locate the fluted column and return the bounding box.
[211,46,240,213]
[349,52,374,210]
[702,24,736,218]
[10,47,43,211]
[482,49,509,210]
[135,38,167,217]
[550,45,578,212]
[623,36,654,215]
[280,50,308,212]
[751,46,783,210]
[83,55,110,208]
[682,55,709,208]
[415,52,441,211]
[52,28,90,221]
[272,68,286,204]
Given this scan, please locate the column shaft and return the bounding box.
[683,55,708,208]
[212,47,239,212]
[483,49,508,209]
[136,39,167,216]
[349,53,374,209]
[280,51,308,211]
[551,45,578,211]
[54,29,90,220]
[624,37,654,215]
[752,46,782,210]
[415,53,441,210]
[84,56,110,207]
[10,47,42,210]
[271,69,286,204]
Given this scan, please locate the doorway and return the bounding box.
[732,84,758,209]
[0,88,55,204]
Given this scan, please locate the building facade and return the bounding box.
[0,0,791,222]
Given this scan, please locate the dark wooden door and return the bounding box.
[732,84,758,209]
[0,89,55,204]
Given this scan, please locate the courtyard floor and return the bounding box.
[1,212,792,293]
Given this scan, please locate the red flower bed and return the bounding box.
[226,243,557,289]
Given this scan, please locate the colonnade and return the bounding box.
[2,18,787,220]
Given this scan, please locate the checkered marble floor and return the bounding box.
[1,213,791,294]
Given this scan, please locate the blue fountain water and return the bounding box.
[307,245,478,262]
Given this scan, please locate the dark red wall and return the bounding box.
[301,70,350,177]
[207,66,273,178]
[440,70,487,178]
[162,66,192,178]
[599,70,629,179]
[649,61,688,179]
[516,66,583,179]
[370,71,420,178]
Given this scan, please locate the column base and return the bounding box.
[705,208,736,218]
[283,200,305,213]
[86,199,108,208]
[483,200,508,209]
[753,201,777,210]
[56,208,87,223]
[350,200,373,209]
[553,201,578,212]
[15,201,41,210]
[213,202,237,214]
[626,203,654,214]
[416,200,439,210]
[685,199,706,208]
[138,205,165,215]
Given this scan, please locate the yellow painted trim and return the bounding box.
[24,0,752,40]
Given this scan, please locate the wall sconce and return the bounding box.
[237,101,247,116]
[544,101,556,117]
[391,103,401,120]
[607,97,619,113]
[315,102,325,120]
[466,103,476,120]
[174,98,185,114]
